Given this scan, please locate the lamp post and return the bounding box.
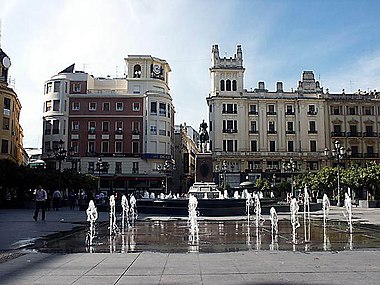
[157,160,176,194]
[221,160,228,192]
[283,158,296,198]
[324,140,352,207]
[96,158,109,193]
[51,139,67,192]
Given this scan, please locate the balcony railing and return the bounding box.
[248,111,258,115]
[308,130,318,134]
[350,153,362,158]
[223,129,238,133]
[347,132,362,137]
[331,131,346,137]
[222,110,237,114]
[363,132,378,137]
[285,111,295,115]
[364,153,379,158]
[286,130,296,134]
[249,130,259,134]
[266,111,277,115]
[267,130,277,134]
[307,111,318,115]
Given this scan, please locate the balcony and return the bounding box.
[266,111,277,115]
[285,111,295,115]
[88,129,96,134]
[308,130,318,134]
[267,130,277,134]
[347,132,362,137]
[286,130,295,134]
[363,132,378,137]
[222,129,238,133]
[307,111,318,115]
[350,153,362,158]
[364,153,379,158]
[249,130,259,134]
[331,131,346,137]
[222,110,237,114]
[248,111,258,115]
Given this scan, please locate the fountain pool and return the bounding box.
[34,217,380,254]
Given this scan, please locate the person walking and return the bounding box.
[68,190,76,210]
[53,189,62,211]
[33,185,47,221]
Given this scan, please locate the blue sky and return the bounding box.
[1,0,380,147]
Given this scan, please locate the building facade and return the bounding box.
[42,55,175,194]
[0,48,23,164]
[207,44,380,188]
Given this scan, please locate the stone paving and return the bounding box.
[0,206,379,284]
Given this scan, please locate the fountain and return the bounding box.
[121,195,130,230]
[290,198,300,244]
[129,194,137,227]
[253,193,265,228]
[269,207,278,244]
[303,186,311,242]
[109,195,119,236]
[322,193,330,228]
[86,200,98,247]
[344,190,353,233]
[188,194,199,245]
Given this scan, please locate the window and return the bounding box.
[115,141,123,153]
[223,120,237,132]
[65,82,68,93]
[88,162,95,173]
[268,121,276,133]
[2,117,9,130]
[44,121,52,135]
[249,104,258,114]
[133,102,140,111]
[250,140,257,152]
[102,121,109,132]
[220,80,225,91]
[331,106,341,115]
[3,97,11,111]
[310,140,317,152]
[308,105,317,115]
[151,102,157,114]
[367,146,374,156]
[73,83,81,93]
[53,81,60,92]
[159,103,166,116]
[232,80,237,91]
[46,82,52,94]
[226,80,231,91]
[115,162,122,174]
[286,105,294,115]
[89,102,97,111]
[88,141,95,153]
[132,162,139,174]
[116,102,123,111]
[167,103,171,118]
[287,121,294,132]
[250,121,257,133]
[150,125,157,135]
[209,121,212,132]
[45,101,52,112]
[267,104,276,115]
[88,121,96,132]
[349,125,357,136]
[44,141,51,153]
[309,121,317,133]
[72,102,80,111]
[133,85,141,94]
[288,141,294,152]
[132,121,140,133]
[223,140,235,152]
[72,121,79,131]
[52,120,59,134]
[115,121,123,133]
[269,141,276,152]
[348,106,357,115]
[1,139,9,154]
[53,100,60,111]
[133,65,141,78]
[101,141,109,153]
[222,103,237,114]
[71,141,78,154]
[209,104,212,113]
[132,141,139,154]
[363,106,374,115]
[103,102,110,111]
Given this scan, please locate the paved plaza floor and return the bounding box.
[0,206,379,284]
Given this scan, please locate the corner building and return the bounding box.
[42,56,175,194]
[207,45,380,188]
[0,48,23,164]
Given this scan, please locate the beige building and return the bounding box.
[207,44,380,187]
[0,48,23,164]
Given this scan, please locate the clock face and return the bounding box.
[2,56,11,68]
[153,64,160,75]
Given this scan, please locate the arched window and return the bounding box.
[133,65,142,78]
[220,80,225,91]
[226,80,231,91]
[232,80,237,91]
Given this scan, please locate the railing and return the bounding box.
[308,130,318,134]
[364,153,379,158]
[363,132,378,137]
[331,131,346,137]
[307,111,318,115]
[248,111,258,115]
[347,132,362,137]
[249,130,259,134]
[286,130,296,134]
[285,111,295,115]
[267,130,277,134]
[266,111,277,115]
[222,129,238,133]
[222,110,237,114]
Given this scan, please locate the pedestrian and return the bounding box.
[53,189,62,211]
[68,190,76,210]
[33,185,47,221]
[46,190,51,211]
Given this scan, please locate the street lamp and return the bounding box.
[49,139,67,191]
[324,140,352,207]
[221,160,228,192]
[96,158,109,193]
[283,158,296,198]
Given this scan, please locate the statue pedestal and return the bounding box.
[195,153,213,182]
